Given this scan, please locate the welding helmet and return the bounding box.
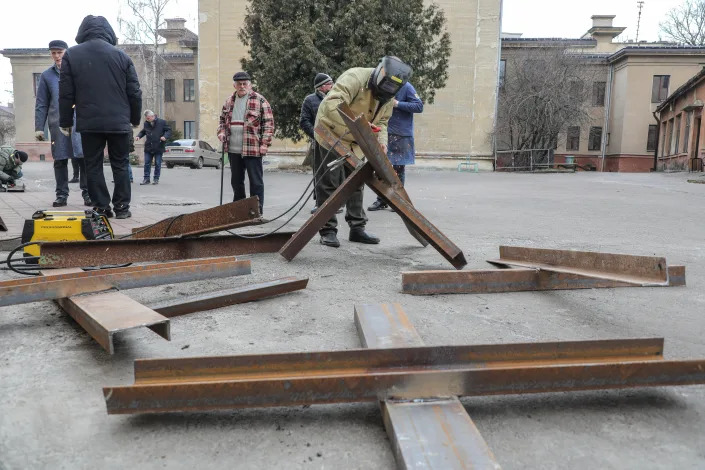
[369,56,412,103]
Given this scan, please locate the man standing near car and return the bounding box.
[59,15,142,219]
[217,71,274,215]
[136,110,171,185]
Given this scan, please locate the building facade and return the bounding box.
[197,0,502,170]
[655,68,705,172]
[0,18,198,161]
[500,15,705,172]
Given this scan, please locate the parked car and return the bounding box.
[163,139,221,169]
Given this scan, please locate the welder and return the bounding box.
[314,56,412,248]
[0,147,28,191]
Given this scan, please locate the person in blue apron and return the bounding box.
[367,81,423,211]
[35,39,91,207]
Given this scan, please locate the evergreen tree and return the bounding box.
[239,0,451,141]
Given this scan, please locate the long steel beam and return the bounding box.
[131,197,263,238]
[38,233,293,268]
[0,257,251,307]
[150,277,309,318]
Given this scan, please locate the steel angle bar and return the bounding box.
[279,161,374,261]
[355,302,498,469]
[0,257,251,307]
[401,268,644,295]
[488,246,678,286]
[131,197,263,238]
[38,233,292,268]
[150,277,309,317]
[104,358,705,414]
[0,215,7,231]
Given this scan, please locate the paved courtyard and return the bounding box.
[1,162,705,469]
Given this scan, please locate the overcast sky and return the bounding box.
[0,0,683,106]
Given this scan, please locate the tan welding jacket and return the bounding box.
[314,67,394,157]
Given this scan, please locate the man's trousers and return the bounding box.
[80,132,131,211]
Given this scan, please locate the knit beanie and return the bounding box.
[314,73,333,89]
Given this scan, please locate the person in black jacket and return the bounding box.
[136,110,171,185]
[59,15,142,219]
[299,73,334,213]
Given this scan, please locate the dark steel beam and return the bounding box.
[150,277,309,317]
[0,215,7,231]
[131,197,263,238]
[38,233,293,268]
[0,257,252,306]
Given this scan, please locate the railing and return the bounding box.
[494,149,555,172]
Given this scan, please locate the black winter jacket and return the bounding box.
[59,16,142,133]
[299,91,326,139]
[137,118,172,152]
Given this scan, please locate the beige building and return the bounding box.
[197,0,502,170]
[0,18,198,161]
[500,15,705,172]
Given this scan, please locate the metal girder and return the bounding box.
[280,121,466,269]
[403,247,687,295]
[38,232,293,268]
[150,277,309,317]
[0,215,7,231]
[0,257,251,307]
[354,302,500,469]
[131,197,263,238]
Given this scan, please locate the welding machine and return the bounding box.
[21,210,114,261]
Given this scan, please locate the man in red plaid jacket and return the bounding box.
[217,71,274,214]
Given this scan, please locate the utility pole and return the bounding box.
[636,1,645,42]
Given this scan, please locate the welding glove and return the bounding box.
[7,178,15,185]
[35,131,45,141]
[60,127,72,137]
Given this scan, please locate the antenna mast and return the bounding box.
[636,1,645,42]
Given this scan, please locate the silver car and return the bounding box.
[163,139,221,169]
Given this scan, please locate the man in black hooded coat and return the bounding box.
[59,15,142,219]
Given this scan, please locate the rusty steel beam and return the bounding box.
[38,232,293,268]
[279,161,374,261]
[354,302,500,469]
[131,197,263,238]
[104,333,678,414]
[487,246,682,286]
[150,277,309,317]
[0,257,251,307]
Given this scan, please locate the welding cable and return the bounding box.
[2,241,43,276]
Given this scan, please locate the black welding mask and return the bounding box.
[369,56,412,103]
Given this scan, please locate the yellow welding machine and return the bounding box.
[21,210,114,260]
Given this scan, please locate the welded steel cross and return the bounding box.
[105,303,705,469]
[279,103,467,269]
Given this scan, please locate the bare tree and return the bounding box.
[118,0,172,116]
[0,116,15,146]
[494,47,601,152]
[660,0,705,46]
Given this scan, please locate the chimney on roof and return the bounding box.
[585,14,626,52]
[165,18,186,30]
[591,15,615,28]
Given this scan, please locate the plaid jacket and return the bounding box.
[217,91,274,157]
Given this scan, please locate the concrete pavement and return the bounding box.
[1,162,705,469]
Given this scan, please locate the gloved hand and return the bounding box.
[7,178,15,185]
[60,127,72,137]
[217,133,226,143]
[35,131,45,141]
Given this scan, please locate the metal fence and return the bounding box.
[494,149,555,172]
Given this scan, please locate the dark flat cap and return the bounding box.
[233,71,251,81]
[49,40,68,50]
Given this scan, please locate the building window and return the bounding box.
[673,114,681,154]
[592,82,606,106]
[499,59,506,88]
[666,119,674,155]
[651,75,670,103]
[33,73,42,96]
[184,121,195,139]
[566,126,580,151]
[183,79,195,102]
[588,127,602,151]
[683,111,691,153]
[647,124,658,152]
[164,79,175,102]
[570,81,584,102]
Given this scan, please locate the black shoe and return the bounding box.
[311,206,318,214]
[152,180,159,185]
[83,197,94,207]
[319,232,340,248]
[94,207,114,218]
[115,210,132,219]
[53,197,67,207]
[69,177,79,184]
[367,200,388,211]
[349,228,380,244]
[140,179,150,185]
